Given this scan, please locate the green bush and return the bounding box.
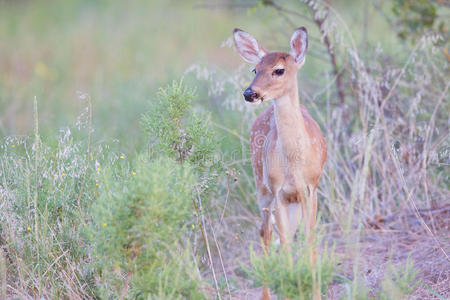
[90,156,205,299]
[245,232,337,300]
[90,80,221,299]
[379,257,419,300]
[141,80,221,200]
[141,80,219,173]
[391,0,446,43]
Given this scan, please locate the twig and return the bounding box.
[212,122,249,145]
[76,94,93,213]
[193,187,222,300]
[193,2,257,10]
[220,174,232,224]
[32,96,41,297]
[119,271,132,300]
[264,0,346,105]
[307,0,346,106]
[264,0,313,23]
[0,249,6,300]
[207,211,232,299]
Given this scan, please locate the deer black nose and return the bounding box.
[243,88,259,102]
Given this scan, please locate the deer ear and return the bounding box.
[233,28,268,64]
[289,27,308,65]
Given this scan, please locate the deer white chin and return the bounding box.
[249,98,263,105]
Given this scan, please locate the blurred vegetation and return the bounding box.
[391,0,448,43]
[0,0,244,151]
[3,0,447,145]
[0,0,448,299]
[379,257,420,300]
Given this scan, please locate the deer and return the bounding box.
[233,27,327,300]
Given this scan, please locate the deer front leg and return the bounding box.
[272,190,294,300]
[260,207,273,300]
[274,190,292,252]
[302,186,320,300]
[273,194,305,300]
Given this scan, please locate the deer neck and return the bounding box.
[273,79,310,161]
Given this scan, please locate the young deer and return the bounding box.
[233,27,327,299]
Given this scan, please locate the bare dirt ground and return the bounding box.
[329,204,450,299]
[226,205,449,299]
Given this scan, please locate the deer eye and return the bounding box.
[274,69,285,76]
[252,69,256,74]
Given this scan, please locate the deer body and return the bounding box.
[250,76,326,247]
[252,89,326,197]
[234,28,326,299]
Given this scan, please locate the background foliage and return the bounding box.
[0,0,448,299]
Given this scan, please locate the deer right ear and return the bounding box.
[233,28,267,65]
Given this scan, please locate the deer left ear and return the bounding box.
[289,27,308,66]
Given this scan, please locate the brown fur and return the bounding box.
[234,28,326,300]
[250,104,327,203]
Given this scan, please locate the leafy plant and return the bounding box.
[90,156,205,299]
[141,80,220,175]
[392,0,447,44]
[245,231,338,300]
[379,257,420,299]
[90,80,223,299]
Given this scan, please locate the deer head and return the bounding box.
[233,27,308,103]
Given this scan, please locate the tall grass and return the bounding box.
[0,96,97,298]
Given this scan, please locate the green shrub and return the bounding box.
[245,232,337,300]
[90,156,205,299]
[379,257,419,300]
[90,80,222,299]
[141,80,221,194]
[391,0,446,43]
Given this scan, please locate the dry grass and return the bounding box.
[328,205,450,299]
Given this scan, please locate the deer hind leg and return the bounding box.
[258,191,274,252]
[303,187,318,252]
[288,202,303,242]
